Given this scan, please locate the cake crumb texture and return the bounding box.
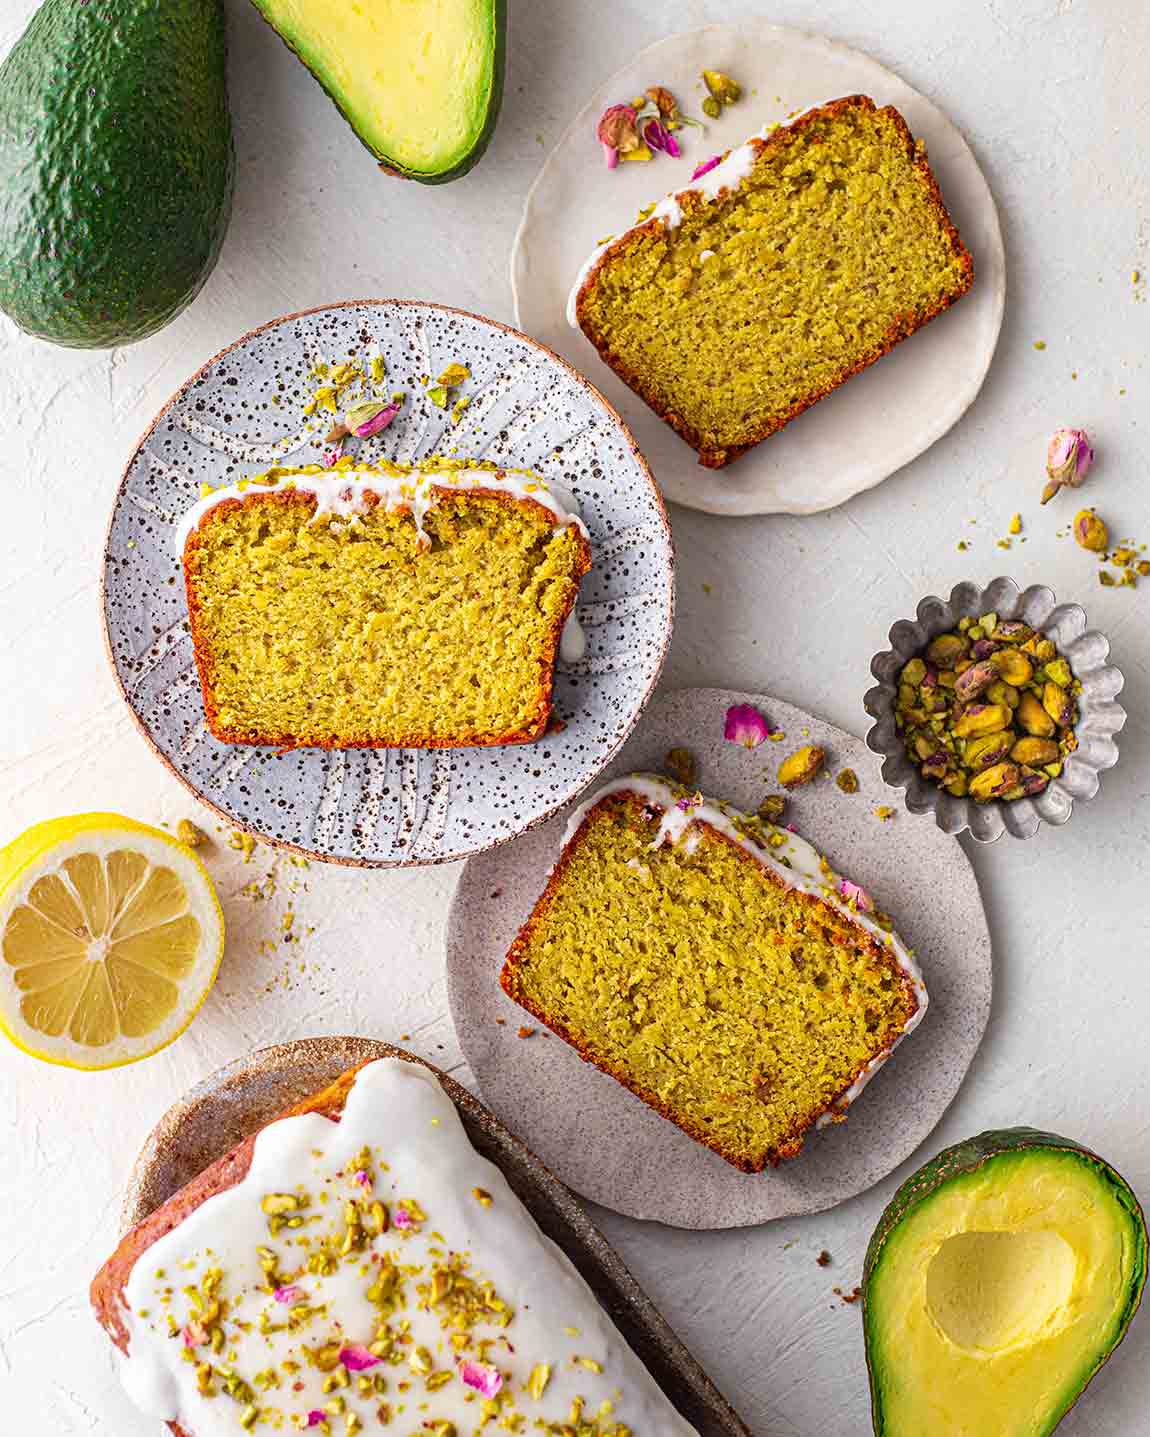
[184,486,588,748]
[501,793,919,1170]
[576,96,974,467]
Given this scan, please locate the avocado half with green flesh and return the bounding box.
[0,0,234,349]
[863,1128,1147,1436]
[248,0,505,183]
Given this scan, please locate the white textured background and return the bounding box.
[2,1,1149,1432]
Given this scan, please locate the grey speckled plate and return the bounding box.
[120,1037,751,1437]
[447,687,993,1229]
[102,300,673,866]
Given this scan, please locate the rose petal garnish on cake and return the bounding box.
[690,153,723,181]
[459,1359,503,1399]
[839,879,874,912]
[724,702,775,748]
[339,1344,382,1372]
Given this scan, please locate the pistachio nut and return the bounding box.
[1042,681,1076,727]
[1016,691,1056,737]
[1074,509,1109,552]
[990,648,1033,686]
[1043,657,1072,688]
[954,659,998,703]
[953,703,1011,738]
[926,633,967,666]
[964,732,1013,771]
[920,753,949,782]
[1010,736,1060,766]
[969,762,1022,801]
[943,772,969,796]
[970,637,998,661]
[1016,768,1050,797]
[986,680,1020,708]
[900,657,927,687]
[778,744,825,788]
[991,620,1034,644]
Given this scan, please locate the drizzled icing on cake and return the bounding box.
[175,462,590,560]
[561,774,928,1126]
[566,105,820,328]
[118,1059,699,1435]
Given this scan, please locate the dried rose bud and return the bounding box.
[597,103,640,167]
[1041,427,1094,503]
[642,117,681,157]
[1073,509,1109,552]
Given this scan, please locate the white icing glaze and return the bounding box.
[118,1058,700,1435]
[559,612,587,664]
[560,774,927,1127]
[566,104,823,328]
[175,463,590,559]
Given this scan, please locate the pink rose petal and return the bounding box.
[602,140,619,168]
[459,1359,503,1399]
[339,1344,381,1372]
[393,1207,414,1230]
[181,1321,207,1348]
[353,1169,372,1189]
[322,445,343,468]
[355,400,402,439]
[839,879,874,912]
[676,790,702,812]
[723,703,774,749]
[642,119,680,157]
[274,1284,306,1305]
[306,1412,327,1429]
[691,153,722,181]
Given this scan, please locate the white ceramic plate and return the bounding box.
[512,23,1005,517]
[447,686,992,1229]
[102,301,673,866]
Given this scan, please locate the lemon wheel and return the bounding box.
[0,814,224,1069]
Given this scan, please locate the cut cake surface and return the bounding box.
[571,95,974,468]
[180,462,590,749]
[91,1057,702,1437]
[500,776,926,1170]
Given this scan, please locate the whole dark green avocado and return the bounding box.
[0,0,234,348]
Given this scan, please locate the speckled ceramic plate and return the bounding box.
[102,300,673,866]
[447,687,992,1229]
[512,22,1005,516]
[120,1037,751,1437]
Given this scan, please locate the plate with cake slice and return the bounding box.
[447,686,992,1228]
[512,23,1005,516]
[94,1037,750,1436]
[102,300,673,865]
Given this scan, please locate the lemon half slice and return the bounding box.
[0,814,224,1069]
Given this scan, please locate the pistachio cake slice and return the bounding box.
[178,461,590,749]
[91,1057,702,1436]
[569,95,974,468]
[501,775,927,1170]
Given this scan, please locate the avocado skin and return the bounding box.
[0,0,234,349]
[248,0,505,185]
[863,1127,1148,1435]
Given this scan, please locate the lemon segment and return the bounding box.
[0,814,224,1069]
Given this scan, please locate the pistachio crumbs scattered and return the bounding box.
[177,818,208,848]
[834,768,859,795]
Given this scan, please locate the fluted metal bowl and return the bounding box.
[864,577,1126,842]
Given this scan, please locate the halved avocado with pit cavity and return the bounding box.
[248,0,505,183]
[863,1128,1146,1436]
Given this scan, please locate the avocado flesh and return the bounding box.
[0,0,234,348]
[250,0,502,181]
[865,1137,1147,1436]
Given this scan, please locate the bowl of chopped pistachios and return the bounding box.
[864,577,1125,842]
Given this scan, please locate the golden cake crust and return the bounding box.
[573,95,975,469]
[90,1064,370,1437]
[500,791,921,1171]
[183,484,591,750]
